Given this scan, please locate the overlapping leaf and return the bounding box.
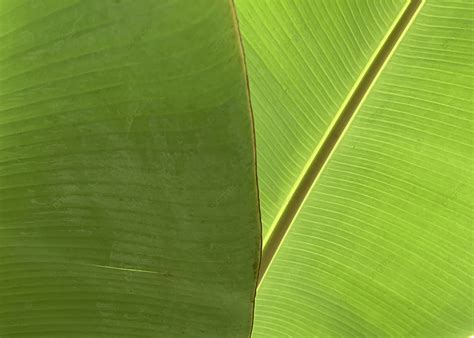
[0,1,260,336]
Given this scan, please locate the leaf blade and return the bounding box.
[252,0,473,336]
[235,0,407,243]
[0,0,260,336]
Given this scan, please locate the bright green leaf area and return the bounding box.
[252,0,473,336]
[0,0,260,336]
[235,0,406,239]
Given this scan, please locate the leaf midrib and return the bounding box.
[256,0,425,286]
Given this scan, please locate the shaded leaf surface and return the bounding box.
[0,0,260,336]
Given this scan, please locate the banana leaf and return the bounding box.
[237,0,473,336]
[1,0,472,336]
[0,1,260,336]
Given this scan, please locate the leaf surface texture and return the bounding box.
[0,0,260,336]
[248,0,473,336]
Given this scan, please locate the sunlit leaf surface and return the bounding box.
[236,0,406,238]
[250,0,473,336]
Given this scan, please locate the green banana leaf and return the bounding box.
[235,0,406,239]
[1,0,472,336]
[0,1,260,336]
[237,0,473,336]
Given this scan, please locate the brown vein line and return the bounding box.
[229,0,263,337]
[257,0,424,286]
